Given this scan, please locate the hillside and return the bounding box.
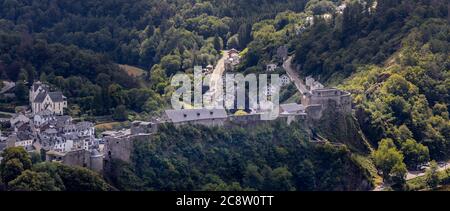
[340,18,449,163]
[292,0,448,83]
[106,121,373,191]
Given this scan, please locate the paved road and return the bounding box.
[406,161,450,180]
[0,81,15,94]
[373,161,450,191]
[0,111,14,122]
[282,56,308,94]
[206,50,229,105]
[209,50,229,94]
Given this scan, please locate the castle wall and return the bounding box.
[173,118,228,127]
[104,134,152,163]
[90,154,103,173]
[62,149,90,168]
[306,104,323,120]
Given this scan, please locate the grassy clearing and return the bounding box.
[119,64,146,77]
[95,122,122,131]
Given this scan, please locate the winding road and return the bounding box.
[209,50,228,94]
[282,56,308,95]
[373,161,450,191]
[206,50,229,106]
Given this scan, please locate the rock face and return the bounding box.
[308,102,371,154]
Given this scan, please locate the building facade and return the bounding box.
[30,81,67,115]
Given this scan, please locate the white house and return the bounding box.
[33,110,56,126]
[53,138,74,153]
[30,81,67,115]
[6,132,34,150]
[305,76,324,91]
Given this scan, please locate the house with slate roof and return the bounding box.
[30,81,67,115]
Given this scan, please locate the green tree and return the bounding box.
[1,159,24,184]
[161,54,182,76]
[14,81,28,103]
[226,34,239,50]
[401,139,430,170]
[0,147,33,184]
[425,161,440,189]
[238,22,252,49]
[213,34,223,52]
[55,164,111,191]
[8,170,60,191]
[295,160,316,191]
[266,167,295,191]
[39,72,47,82]
[1,147,32,170]
[372,139,407,184]
[29,151,42,164]
[113,105,128,121]
[18,69,28,82]
[390,162,407,190]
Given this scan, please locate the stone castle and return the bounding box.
[102,76,352,167]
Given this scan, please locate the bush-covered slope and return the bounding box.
[340,19,449,166]
[106,121,373,191]
[293,0,448,82]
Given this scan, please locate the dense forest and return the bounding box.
[339,17,449,175]
[0,0,311,117]
[106,121,372,191]
[292,0,448,80]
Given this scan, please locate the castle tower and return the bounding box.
[89,149,103,173]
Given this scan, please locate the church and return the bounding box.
[29,81,67,115]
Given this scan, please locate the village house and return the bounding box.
[305,76,325,91]
[10,113,31,132]
[2,81,101,172]
[33,110,56,126]
[29,81,67,115]
[224,49,240,71]
[6,131,34,151]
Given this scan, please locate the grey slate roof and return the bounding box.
[33,92,47,103]
[48,92,65,102]
[33,91,65,103]
[165,109,228,123]
[17,132,30,140]
[10,114,30,125]
[32,82,48,92]
[280,103,305,114]
[44,128,58,134]
[76,121,94,130]
[36,109,54,117]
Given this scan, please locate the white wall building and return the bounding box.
[30,81,67,115]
